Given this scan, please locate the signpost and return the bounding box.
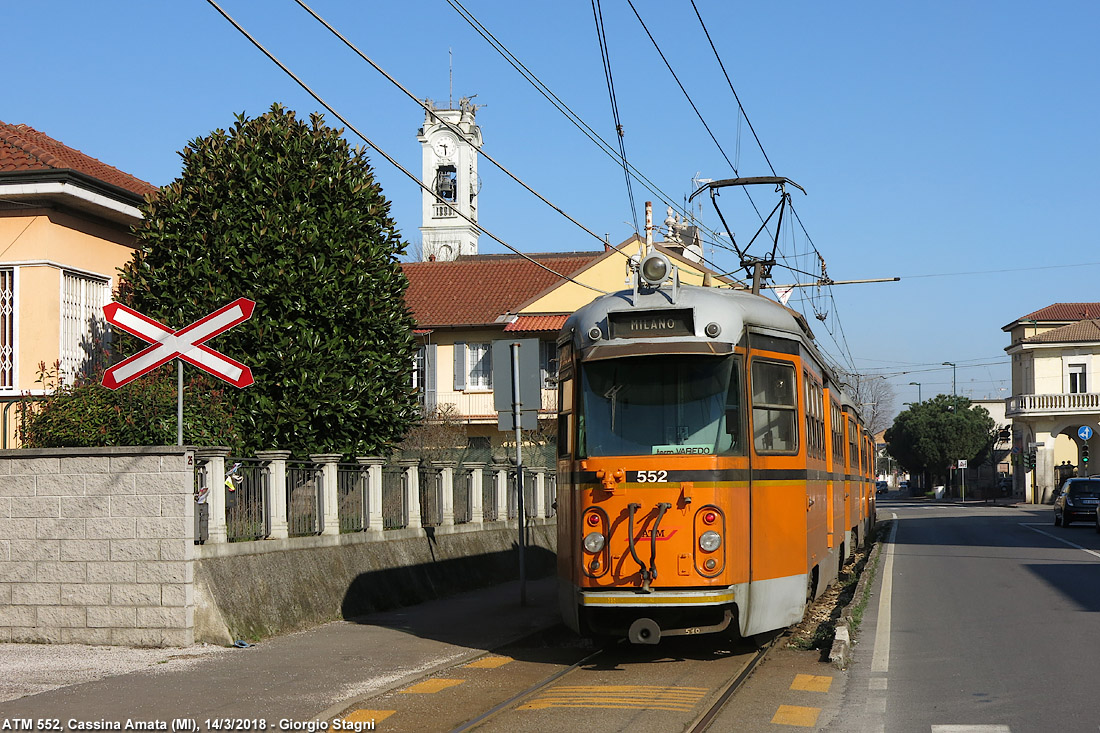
[102,299,256,445]
[492,338,540,606]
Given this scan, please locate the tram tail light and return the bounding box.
[583,532,606,553]
[699,530,722,552]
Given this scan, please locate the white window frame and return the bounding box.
[1067,362,1088,394]
[467,342,492,391]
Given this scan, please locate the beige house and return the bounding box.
[1004,303,1100,502]
[0,122,155,445]
[402,233,736,451]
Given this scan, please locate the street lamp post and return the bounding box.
[943,362,957,497]
[909,381,922,403]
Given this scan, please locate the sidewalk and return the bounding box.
[0,576,559,723]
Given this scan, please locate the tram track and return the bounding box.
[449,629,780,733]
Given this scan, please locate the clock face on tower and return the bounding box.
[433,134,458,159]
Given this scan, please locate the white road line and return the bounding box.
[1019,523,1100,560]
[931,726,1011,732]
[870,513,898,674]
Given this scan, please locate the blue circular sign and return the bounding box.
[1079,426,1094,441]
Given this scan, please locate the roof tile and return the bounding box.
[0,121,157,196]
[402,252,603,327]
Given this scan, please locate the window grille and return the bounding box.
[0,269,12,389]
[60,271,110,384]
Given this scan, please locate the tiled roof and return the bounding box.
[402,252,603,327]
[1007,303,1100,328]
[1022,319,1100,344]
[0,121,157,197]
[503,314,569,332]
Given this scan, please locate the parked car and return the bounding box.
[876,481,889,495]
[1053,478,1100,526]
[997,476,1012,495]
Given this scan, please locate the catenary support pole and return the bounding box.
[511,342,526,607]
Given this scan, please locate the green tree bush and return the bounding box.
[883,395,996,487]
[119,104,419,457]
[19,360,241,449]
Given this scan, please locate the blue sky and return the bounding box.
[8,1,1100,416]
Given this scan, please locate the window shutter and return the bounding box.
[425,343,437,412]
[453,341,466,391]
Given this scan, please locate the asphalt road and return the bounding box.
[830,497,1100,733]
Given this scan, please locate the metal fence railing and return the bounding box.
[286,461,323,537]
[337,463,368,533]
[382,464,408,530]
[453,466,471,524]
[192,455,555,544]
[226,459,267,542]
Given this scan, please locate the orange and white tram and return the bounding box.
[555,252,876,644]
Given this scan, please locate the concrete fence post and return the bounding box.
[399,459,422,529]
[464,462,486,524]
[532,466,547,519]
[436,461,457,526]
[356,456,385,532]
[256,450,291,540]
[493,462,509,522]
[310,453,343,536]
[195,447,231,544]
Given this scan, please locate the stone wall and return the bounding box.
[0,446,196,646]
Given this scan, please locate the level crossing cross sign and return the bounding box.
[101,298,255,389]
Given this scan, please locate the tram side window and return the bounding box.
[557,342,574,458]
[751,360,798,454]
[720,357,746,456]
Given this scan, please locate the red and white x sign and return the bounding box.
[101,298,255,390]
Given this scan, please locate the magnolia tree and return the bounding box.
[119,104,419,456]
[883,395,996,486]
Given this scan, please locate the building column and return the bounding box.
[357,456,385,532]
[195,448,230,544]
[256,450,291,539]
[311,453,343,535]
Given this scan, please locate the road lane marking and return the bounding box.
[463,655,513,669]
[869,677,888,690]
[341,710,394,725]
[518,684,707,712]
[930,726,1011,732]
[1020,523,1100,559]
[790,673,832,692]
[400,678,465,694]
[771,705,821,727]
[871,513,898,674]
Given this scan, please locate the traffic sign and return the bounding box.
[1079,426,1094,441]
[102,299,255,389]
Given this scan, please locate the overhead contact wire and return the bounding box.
[205,0,610,295]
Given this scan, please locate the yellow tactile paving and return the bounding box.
[340,710,395,725]
[463,655,513,669]
[399,678,465,694]
[771,704,822,727]
[790,673,833,693]
[518,684,708,712]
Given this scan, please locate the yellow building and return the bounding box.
[402,231,738,451]
[0,122,155,444]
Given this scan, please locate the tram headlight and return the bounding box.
[639,253,672,286]
[699,530,722,552]
[583,532,606,553]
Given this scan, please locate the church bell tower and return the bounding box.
[417,97,482,261]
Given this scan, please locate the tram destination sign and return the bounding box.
[608,308,694,339]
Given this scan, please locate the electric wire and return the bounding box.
[591,0,639,234]
[442,0,721,243]
[205,0,611,295]
[292,0,609,249]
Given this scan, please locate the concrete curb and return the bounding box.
[828,523,887,670]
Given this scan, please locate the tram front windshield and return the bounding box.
[579,354,742,457]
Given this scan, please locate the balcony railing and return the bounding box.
[1006,392,1100,417]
